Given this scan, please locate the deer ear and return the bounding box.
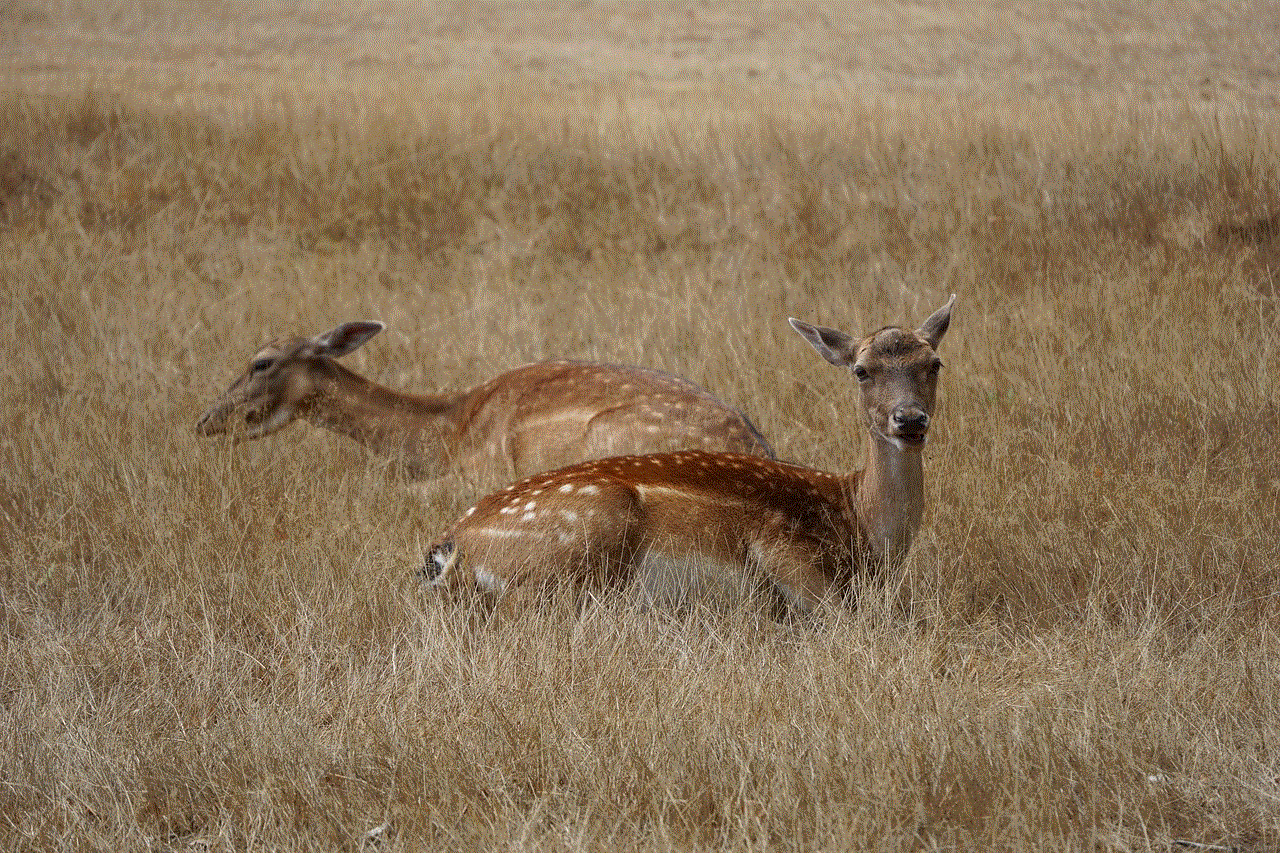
[789,318,858,366]
[311,321,385,358]
[917,294,955,350]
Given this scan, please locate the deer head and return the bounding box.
[789,295,953,452]
[196,321,385,440]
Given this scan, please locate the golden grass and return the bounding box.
[3,2,1280,849]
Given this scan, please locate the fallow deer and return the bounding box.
[196,321,774,482]
[421,296,955,614]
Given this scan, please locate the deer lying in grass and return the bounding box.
[422,296,955,614]
[196,321,774,481]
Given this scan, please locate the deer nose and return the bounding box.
[196,407,229,436]
[892,407,929,433]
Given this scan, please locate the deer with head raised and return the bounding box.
[196,321,774,482]
[421,296,956,614]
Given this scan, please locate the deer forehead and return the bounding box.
[250,336,306,363]
[251,343,284,362]
[859,328,936,367]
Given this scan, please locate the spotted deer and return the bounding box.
[422,296,955,614]
[196,321,773,482]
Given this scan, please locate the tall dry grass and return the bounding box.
[3,2,1280,850]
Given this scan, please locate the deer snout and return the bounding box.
[890,407,929,442]
[195,408,222,436]
[195,401,248,439]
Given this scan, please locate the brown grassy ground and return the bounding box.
[3,2,1280,850]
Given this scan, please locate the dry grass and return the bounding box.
[3,2,1280,850]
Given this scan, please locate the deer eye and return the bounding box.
[251,358,273,372]
[853,365,870,382]
[927,360,942,375]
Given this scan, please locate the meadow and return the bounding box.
[2,2,1279,849]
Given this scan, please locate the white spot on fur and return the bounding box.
[558,483,575,494]
[477,526,541,540]
[464,506,476,517]
[635,483,697,501]
[521,512,536,522]
[426,547,453,585]
[524,501,537,511]
[580,484,600,495]
[560,510,579,522]
[475,568,506,593]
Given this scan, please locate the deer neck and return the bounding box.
[302,363,465,466]
[852,430,925,563]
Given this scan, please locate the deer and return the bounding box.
[196,321,774,483]
[421,295,955,615]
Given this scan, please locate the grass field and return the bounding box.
[3,2,1280,850]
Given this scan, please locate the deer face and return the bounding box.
[195,321,384,441]
[789,295,953,452]
[851,328,942,450]
[196,338,313,440]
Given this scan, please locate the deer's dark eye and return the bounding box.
[251,358,273,372]
[927,360,942,375]
[853,365,869,381]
